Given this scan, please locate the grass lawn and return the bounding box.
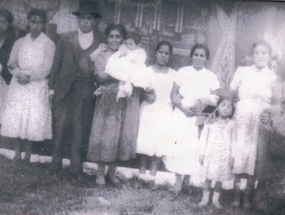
[0,155,284,215]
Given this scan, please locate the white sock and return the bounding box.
[199,191,210,207]
[212,192,222,208]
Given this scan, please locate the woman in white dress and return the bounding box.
[136,41,175,188]
[230,40,277,208]
[1,9,55,163]
[164,44,220,192]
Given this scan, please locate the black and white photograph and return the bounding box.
[0,0,285,214]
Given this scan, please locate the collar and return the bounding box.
[252,64,269,73]
[78,29,94,50]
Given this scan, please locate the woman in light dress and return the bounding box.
[230,40,277,208]
[1,9,55,163]
[164,44,220,193]
[136,41,175,189]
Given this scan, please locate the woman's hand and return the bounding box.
[205,110,217,124]
[172,93,183,107]
[17,72,30,85]
[145,92,156,104]
[93,86,106,97]
[230,157,234,168]
[199,155,204,166]
[178,105,196,117]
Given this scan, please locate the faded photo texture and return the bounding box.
[0,0,285,214]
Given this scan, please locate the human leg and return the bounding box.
[22,139,32,163]
[173,173,183,193]
[96,162,106,188]
[139,154,148,174]
[150,156,161,176]
[199,179,211,207]
[50,97,70,172]
[13,138,22,162]
[243,174,255,208]
[231,176,241,208]
[212,181,222,208]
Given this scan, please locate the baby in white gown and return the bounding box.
[105,31,154,101]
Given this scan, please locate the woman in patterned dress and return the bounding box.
[1,9,55,163]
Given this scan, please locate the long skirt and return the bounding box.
[1,77,51,141]
[87,82,141,162]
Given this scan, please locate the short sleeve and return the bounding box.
[209,72,220,91]
[174,67,185,86]
[230,67,243,91]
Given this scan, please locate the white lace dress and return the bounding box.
[1,33,55,141]
[230,65,276,175]
[136,67,175,157]
[163,66,220,175]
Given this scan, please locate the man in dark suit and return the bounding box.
[48,1,105,174]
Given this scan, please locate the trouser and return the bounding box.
[51,81,95,174]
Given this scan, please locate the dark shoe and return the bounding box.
[231,190,241,208]
[242,192,252,209]
[148,180,158,191]
[106,175,122,189]
[22,156,31,164]
[49,163,62,173]
[96,182,106,189]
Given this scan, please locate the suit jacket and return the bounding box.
[49,30,105,105]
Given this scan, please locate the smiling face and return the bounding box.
[156,45,171,66]
[252,44,270,70]
[217,99,233,119]
[28,15,44,39]
[107,29,123,51]
[78,14,96,33]
[191,48,207,71]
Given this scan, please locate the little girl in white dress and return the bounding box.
[198,96,236,208]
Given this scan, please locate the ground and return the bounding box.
[0,155,284,215]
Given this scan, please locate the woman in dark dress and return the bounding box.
[87,24,155,188]
[0,9,15,127]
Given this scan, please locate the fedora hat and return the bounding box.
[72,1,102,18]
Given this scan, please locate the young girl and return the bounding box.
[136,41,175,189]
[198,96,236,208]
[104,31,154,101]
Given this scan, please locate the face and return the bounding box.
[192,48,207,71]
[252,45,270,69]
[0,15,9,35]
[107,29,123,51]
[217,99,233,118]
[78,14,96,33]
[156,45,171,66]
[124,38,138,51]
[28,16,44,38]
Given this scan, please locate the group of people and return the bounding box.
[0,1,285,211]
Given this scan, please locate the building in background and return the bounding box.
[1,0,285,87]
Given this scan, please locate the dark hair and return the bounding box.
[251,40,272,58]
[215,96,235,119]
[155,41,173,56]
[126,31,141,45]
[0,9,14,37]
[190,44,210,60]
[27,9,47,24]
[26,9,47,32]
[104,23,127,40]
